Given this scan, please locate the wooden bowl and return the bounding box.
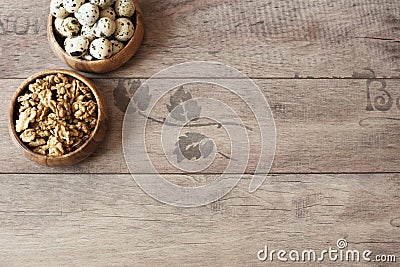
[9,69,108,167]
[47,1,144,73]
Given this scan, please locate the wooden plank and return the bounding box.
[1,0,400,78]
[3,78,400,174]
[0,173,398,266]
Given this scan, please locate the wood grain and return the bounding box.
[0,173,398,266]
[1,1,399,266]
[2,78,400,174]
[1,0,400,78]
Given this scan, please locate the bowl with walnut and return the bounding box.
[9,69,107,167]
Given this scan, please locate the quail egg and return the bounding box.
[100,6,116,20]
[75,3,100,26]
[110,40,125,55]
[64,0,85,13]
[90,38,113,59]
[90,0,113,8]
[82,54,94,61]
[62,17,81,37]
[81,25,96,41]
[50,0,69,19]
[114,18,134,42]
[115,0,136,18]
[64,36,90,58]
[93,17,116,38]
[54,18,68,37]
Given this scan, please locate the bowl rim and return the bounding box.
[48,1,143,68]
[9,69,106,162]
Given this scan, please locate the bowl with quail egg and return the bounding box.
[9,69,108,167]
[48,0,144,73]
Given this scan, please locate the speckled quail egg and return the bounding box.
[75,3,100,26]
[90,38,113,59]
[82,54,94,61]
[50,0,69,19]
[81,25,96,41]
[64,36,90,58]
[100,6,116,20]
[54,18,68,37]
[115,0,136,18]
[64,0,85,13]
[110,40,125,55]
[93,17,116,38]
[114,18,135,42]
[90,0,112,8]
[61,17,81,37]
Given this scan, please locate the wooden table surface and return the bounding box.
[0,0,399,266]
